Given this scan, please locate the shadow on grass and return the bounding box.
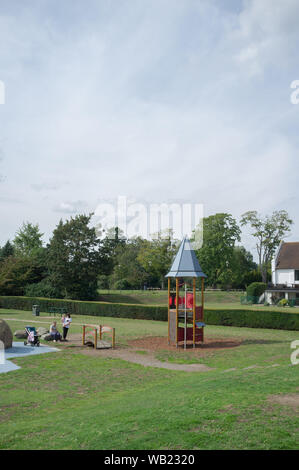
[241,339,285,346]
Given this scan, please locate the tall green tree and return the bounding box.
[13,222,44,256]
[47,214,103,300]
[110,237,149,289]
[230,246,258,289]
[240,210,293,283]
[0,255,45,295]
[99,227,126,276]
[0,240,15,261]
[137,230,178,289]
[195,213,241,287]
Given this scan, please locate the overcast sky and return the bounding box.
[0,0,299,257]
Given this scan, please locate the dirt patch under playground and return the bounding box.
[60,334,242,353]
[126,336,243,355]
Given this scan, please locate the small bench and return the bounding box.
[48,307,68,317]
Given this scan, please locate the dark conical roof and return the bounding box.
[165,237,207,278]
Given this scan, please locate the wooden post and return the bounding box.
[112,328,115,349]
[193,278,196,348]
[94,328,97,350]
[99,325,102,340]
[168,277,170,345]
[176,278,179,347]
[82,325,85,346]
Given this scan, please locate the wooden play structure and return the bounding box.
[82,324,115,349]
[166,237,206,349]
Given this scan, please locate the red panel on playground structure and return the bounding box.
[186,293,193,309]
[169,293,194,308]
[196,306,203,320]
[177,327,203,342]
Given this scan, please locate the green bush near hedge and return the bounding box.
[0,295,298,331]
[246,282,267,298]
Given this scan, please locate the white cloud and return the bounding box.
[233,0,299,75]
[0,0,298,248]
[53,200,89,214]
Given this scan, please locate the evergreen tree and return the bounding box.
[0,240,15,261]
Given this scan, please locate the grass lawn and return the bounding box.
[0,308,298,450]
[98,289,244,305]
[98,289,299,313]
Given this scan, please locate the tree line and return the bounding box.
[0,210,293,300]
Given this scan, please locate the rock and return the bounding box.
[37,327,48,336]
[0,319,13,349]
[14,329,27,339]
[41,333,53,341]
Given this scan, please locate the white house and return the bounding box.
[265,241,299,305]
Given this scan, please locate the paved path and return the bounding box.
[99,348,214,372]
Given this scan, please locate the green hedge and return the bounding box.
[0,296,166,321]
[0,296,298,331]
[205,308,299,331]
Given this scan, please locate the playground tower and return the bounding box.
[166,237,207,349]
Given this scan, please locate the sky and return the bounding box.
[0,0,299,258]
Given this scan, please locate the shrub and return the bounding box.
[278,298,288,307]
[112,279,131,290]
[24,278,62,298]
[97,275,109,290]
[246,282,267,298]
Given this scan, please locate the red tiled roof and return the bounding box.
[276,242,299,269]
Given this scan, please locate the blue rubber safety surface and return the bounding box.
[0,341,60,374]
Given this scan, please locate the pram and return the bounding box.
[24,326,40,347]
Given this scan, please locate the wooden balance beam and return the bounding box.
[82,324,115,349]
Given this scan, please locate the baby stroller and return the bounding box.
[24,326,40,347]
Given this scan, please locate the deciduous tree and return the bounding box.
[47,214,103,300]
[240,210,293,283]
[195,213,241,287]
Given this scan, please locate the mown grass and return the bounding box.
[97,289,299,313]
[0,308,167,345]
[0,309,298,450]
[98,289,244,306]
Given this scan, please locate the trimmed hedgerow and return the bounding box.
[0,296,298,331]
[204,308,299,331]
[0,296,166,321]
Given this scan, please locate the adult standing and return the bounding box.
[62,313,72,341]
